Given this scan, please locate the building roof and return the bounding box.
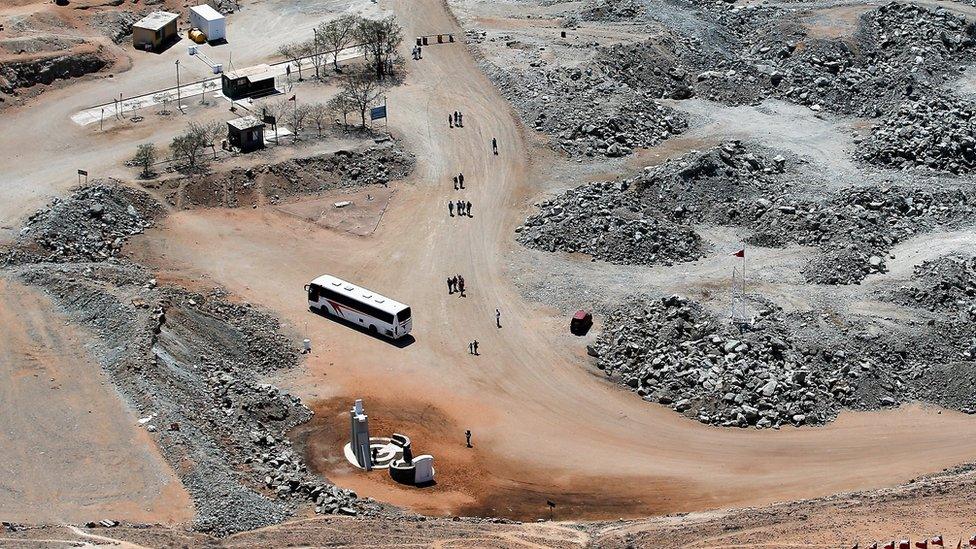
[190,4,224,22]
[133,11,179,32]
[227,116,265,131]
[224,64,276,82]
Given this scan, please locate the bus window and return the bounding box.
[308,284,319,300]
[396,308,411,322]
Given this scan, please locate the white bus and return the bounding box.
[305,274,412,339]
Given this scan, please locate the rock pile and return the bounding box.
[165,144,415,209]
[888,254,976,314]
[590,294,976,428]
[580,0,646,22]
[518,141,976,283]
[5,182,162,264]
[485,63,687,157]
[858,97,976,174]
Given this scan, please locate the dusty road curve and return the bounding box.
[141,0,976,519]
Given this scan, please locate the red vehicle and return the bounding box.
[570,310,592,336]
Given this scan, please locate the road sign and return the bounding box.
[77,169,88,176]
[370,105,387,121]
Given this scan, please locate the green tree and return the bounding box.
[133,143,156,178]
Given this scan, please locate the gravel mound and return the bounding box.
[888,254,976,314]
[163,144,415,209]
[5,182,162,264]
[483,62,687,158]
[518,141,976,283]
[858,96,976,174]
[589,294,976,428]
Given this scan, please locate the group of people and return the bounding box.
[411,45,423,60]
[449,200,473,217]
[468,339,480,355]
[447,274,466,296]
[449,111,464,128]
[452,172,465,190]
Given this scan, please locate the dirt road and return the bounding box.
[130,0,976,521]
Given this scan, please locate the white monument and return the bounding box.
[413,455,435,484]
[350,399,372,471]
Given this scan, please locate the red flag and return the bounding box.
[899,541,910,549]
[969,534,976,547]
[917,541,928,549]
[932,536,943,547]
[733,249,745,258]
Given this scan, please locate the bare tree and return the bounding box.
[318,15,359,72]
[354,16,403,80]
[153,92,173,115]
[191,119,225,159]
[308,102,330,136]
[327,93,355,129]
[301,40,327,80]
[288,102,313,137]
[340,69,385,128]
[277,43,305,82]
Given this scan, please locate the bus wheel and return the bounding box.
[368,325,377,335]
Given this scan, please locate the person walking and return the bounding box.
[449,114,453,128]
[472,340,479,355]
[468,341,474,354]
[495,308,501,328]
[459,200,467,216]
[451,275,458,293]
[453,111,459,126]
[447,277,454,294]
[453,175,459,190]
[466,200,473,217]
[458,275,466,297]
[458,172,465,189]
[492,137,498,155]
[465,430,472,448]
[417,45,422,59]
[458,112,464,127]
[448,201,454,217]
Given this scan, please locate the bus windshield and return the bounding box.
[396,308,411,322]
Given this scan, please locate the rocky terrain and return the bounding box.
[157,143,415,209]
[517,141,976,284]
[588,293,976,428]
[0,183,387,535]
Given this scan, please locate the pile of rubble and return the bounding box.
[857,97,976,174]
[589,294,976,428]
[2,186,380,535]
[888,254,976,314]
[580,0,646,22]
[485,63,687,157]
[164,144,415,208]
[596,2,976,119]
[518,141,976,283]
[4,182,162,264]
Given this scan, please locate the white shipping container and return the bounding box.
[189,5,226,42]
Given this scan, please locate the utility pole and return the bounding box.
[175,59,182,113]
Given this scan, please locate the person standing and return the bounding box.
[468,341,474,354]
[449,201,454,217]
[453,111,459,126]
[458,275,465,297]
[417,45,422,59]
[449,114,453,128]
[465,430,472,448]
[453,175,459,190]
[466,200,473,217]
[458,112,464,127]
[495,308,501,328]
[472,340,479,355]
[458,200,466,216]
[447,277,454,294]
[458,172,465,189]
[492,137,498,155]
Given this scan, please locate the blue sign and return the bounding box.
[370,105,387,121]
